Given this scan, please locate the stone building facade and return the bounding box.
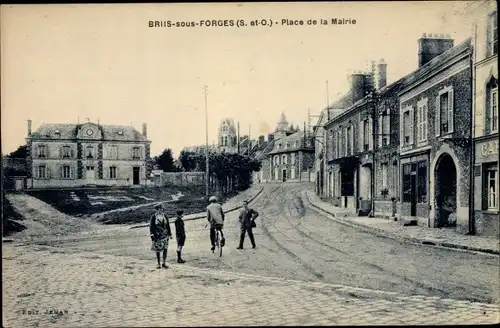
[26,120,151,188]
[267,131,314,182]
[398,37,473,233]
[255,113,314,183]
[372,78,407,219]
[323,70,382,214]
[469,0,499,237]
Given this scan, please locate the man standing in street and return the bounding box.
[237,200,259,249]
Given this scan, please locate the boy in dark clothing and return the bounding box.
[174,210,186,263]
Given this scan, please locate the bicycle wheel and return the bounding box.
[214,231,219,254]
[218,231,223,257]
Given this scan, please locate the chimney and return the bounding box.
[350,73,368,103]
[27,119,32,136]
[418,33,454,68]
[268,133,275,143]
[376,59,387,90]
[258,135,265,146]
[142,123,148,138]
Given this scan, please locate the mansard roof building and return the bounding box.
[26,120,151,189]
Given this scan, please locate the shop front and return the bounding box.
[473,137,499,237]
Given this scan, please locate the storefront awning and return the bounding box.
[328,155,360,166]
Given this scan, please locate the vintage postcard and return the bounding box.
[1,1,499,327]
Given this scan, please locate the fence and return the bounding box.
[158,172,205,187]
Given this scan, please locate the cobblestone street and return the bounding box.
[3,244,499,327]
[3,184,500,327]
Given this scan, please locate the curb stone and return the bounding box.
[129,185,265,229]
[303,191,499,256]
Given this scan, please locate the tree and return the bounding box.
[156,148,176,172]
[179,150,201,171]
[177,150,261,196]
[6,145,28,158]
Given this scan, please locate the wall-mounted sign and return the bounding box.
[476,139,499,162]
[480,140,498,157]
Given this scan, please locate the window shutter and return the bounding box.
[60,165,64,179]
[359,121,364,152]
[387,111,391,144]
[343,128,347,156]
[116,166,119,179]
[34,166,39,179]
[47,166,52,179]
[45,145,50,159]
[423,104,428,141]
[435,95,441,137]
[59,146,63,159]
[448,89,454,133]
[70,148,75,159]
[70,166,74,179]
[377,115,384,147]
[400,111,404,147]
[130,146,134,159]
[409,108,414,145]
[368,117,373,150]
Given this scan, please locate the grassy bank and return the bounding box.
[27,185,205,216]
[95,193,236,225]
[2,193,27,236]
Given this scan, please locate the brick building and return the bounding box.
[398,36,473,233]
[469,0,498,237]
[26,120,151,188]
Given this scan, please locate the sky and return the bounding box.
[1,1,476,158]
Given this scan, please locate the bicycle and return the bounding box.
[205,223,223,257]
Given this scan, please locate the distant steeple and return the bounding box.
[276,111,289,132]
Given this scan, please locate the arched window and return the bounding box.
[486,77,498,133]
[282,154,287,164]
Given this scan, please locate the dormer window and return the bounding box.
[117,131,124,135]
[54,129,60,134]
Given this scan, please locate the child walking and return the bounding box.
[174,210,186,263]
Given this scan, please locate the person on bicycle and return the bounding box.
[207,195,225,252]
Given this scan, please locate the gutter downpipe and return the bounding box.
[468,31,476,235]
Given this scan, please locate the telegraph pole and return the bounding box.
[237,122,240,154]
[204,84,209,200]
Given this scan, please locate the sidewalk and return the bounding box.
[304,191,500,255]
[3,243,498,327]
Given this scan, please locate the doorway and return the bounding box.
[410,171,417,216]
[133,167,140,185]
[282,169,287,182]
[85,166,96,185]
[435,154,457,227]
